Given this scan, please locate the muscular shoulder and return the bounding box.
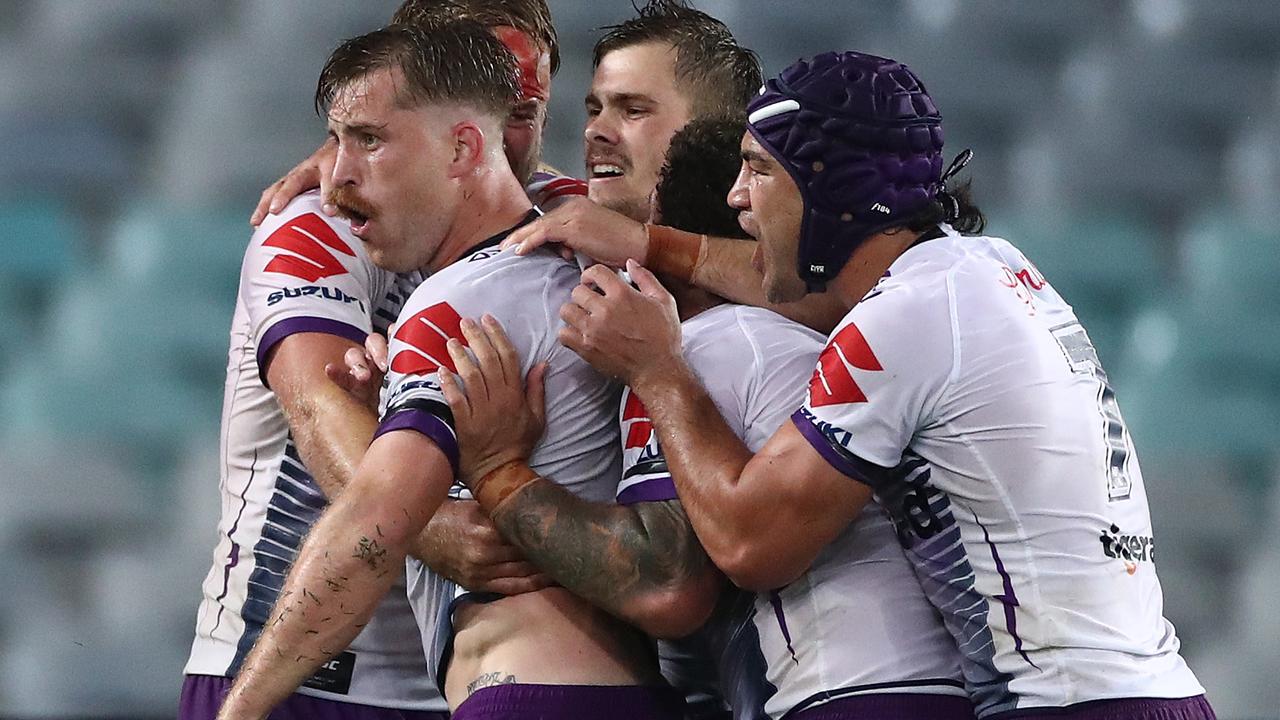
[402,246,578,326]
[684,305,822,373]
[243,190,380,287]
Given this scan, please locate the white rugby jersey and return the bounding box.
[376,225,621,691]
[619,304,966,720]
[185,190,436,709]
[186,173,584,710]
[793,224,1204,716]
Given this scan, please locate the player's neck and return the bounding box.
[828,227,923,308]
[428,172,533,273]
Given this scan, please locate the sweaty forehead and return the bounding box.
[327,67,401,125]
[740,131,769,160]
[591,42,683,102]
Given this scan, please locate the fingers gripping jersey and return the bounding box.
[793,225,1204,715]
[186,190,437,710]
[619,305,965,720]
[377,238,621,689]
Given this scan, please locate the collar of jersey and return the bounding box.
[454,207,543,263]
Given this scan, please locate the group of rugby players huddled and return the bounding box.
[181,2,1216,719]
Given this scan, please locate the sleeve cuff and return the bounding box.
[374,408,460,478]
[790,408,885,486]
[257,317,367,386]
[616,477,678,505]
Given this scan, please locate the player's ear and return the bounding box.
[449,122,485,178]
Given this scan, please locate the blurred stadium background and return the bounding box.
[0,0,1276,716]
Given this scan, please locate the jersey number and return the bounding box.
[1051,323,1132,501]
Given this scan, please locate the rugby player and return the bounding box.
[520,51,1216,719]
[443,116,973,719]
[216,22,676,720]
[181,3,571,718]
[249,0,583,227]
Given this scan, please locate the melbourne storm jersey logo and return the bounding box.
[390,302,466,375]
[808,322,882,407]
[263,213,356,282]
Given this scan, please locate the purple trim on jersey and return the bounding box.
[616,477,678,504]
[257,316,367,385]
[450,683,684,720]
[211,447,257,634]
[787,691,975,720]
[790,409,882,484]
[178,675,450,720]
[373,408,459,478]
[974,512,1039,671]
[768,590,799,665]
[987,694,1214,720]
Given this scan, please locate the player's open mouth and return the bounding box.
[589,163,625,180]
[339,206,372,235]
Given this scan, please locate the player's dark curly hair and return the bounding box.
[594,0,762,119]
[903,180,986,235]
[656,117,750,239]
[391,0,560,77]
[315,21,519,120]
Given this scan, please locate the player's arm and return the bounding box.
[637,376,868,590]
[217,430,453,720]
[493,484,721,638]
[273,332,545,598]
[501,198,845,333]
[265,332,376,499]
[560,264,869,590]
[439,316,721,637]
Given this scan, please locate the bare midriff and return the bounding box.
[443,586,660,709]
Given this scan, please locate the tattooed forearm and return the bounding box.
[466,671,517,696]
[493,480,716,623]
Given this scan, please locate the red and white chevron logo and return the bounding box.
[808,323,882,407]
[390,302,466,376]
[621,389,654,450]
[263,213,355,282]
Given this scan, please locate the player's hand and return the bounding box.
[559,260,684,389]
[413,500,552,595]
[440,315,548,483]
[501,196,647,268]
[324,331,390,411]
[249,138,339,226]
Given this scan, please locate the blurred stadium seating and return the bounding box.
[0,1,1275,716]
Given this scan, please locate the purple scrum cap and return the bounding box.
[746,51,944,292]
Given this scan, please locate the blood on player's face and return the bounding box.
[728,131,807,303]
[493,27,551,186]
[584,41,693,223]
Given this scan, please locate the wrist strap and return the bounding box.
[472,459,540,516]
[644,224,707,283]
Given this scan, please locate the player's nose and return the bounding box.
[727,164,751,210]
[330,141,361,187]
[584,108,619,148]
